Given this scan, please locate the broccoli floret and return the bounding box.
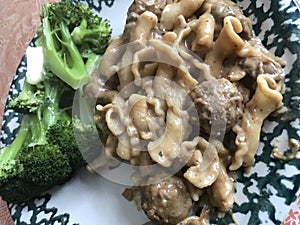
[0,81,61,202]
[72,117,102,162]
[45,0,111,55]
[20,113,73,187]
[8,81,44,114]
[0,70,103,203]
[46,115,85,170]
[0,0,108,203]
[35,0,111,89]
[71,18,111,56]
[46,116,102,170]
[1,72,75,203]
[21,144,72,186]
[0,113,67,203]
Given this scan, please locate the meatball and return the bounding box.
[189,78,244,135]
[141,176,193,225]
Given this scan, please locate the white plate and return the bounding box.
[1,0,300,224]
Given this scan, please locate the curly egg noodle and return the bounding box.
[83,0,285,224]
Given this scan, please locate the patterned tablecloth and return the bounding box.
[0,0,299,225]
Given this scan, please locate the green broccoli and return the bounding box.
[35,0,111,89]
[0,73,72,203]
[0,70,103,203]
[21,119,72,187]
[8,81,44,114]
[46,116,85,170]
[0,0,109,203]
[0,116,30,183]
[46,116,102,170]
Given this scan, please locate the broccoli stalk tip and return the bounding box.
[0,116,30,178]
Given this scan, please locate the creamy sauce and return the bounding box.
[86,0,289,224]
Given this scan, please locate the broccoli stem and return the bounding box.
[42,82,62,128]
[0,116,30,162]
[28,114,47,147]
[36,0,111,90]
[59,21,86,71]
[40,17,90,89]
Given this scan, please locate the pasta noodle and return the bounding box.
[205,16,245,77]
[160,0,205,30]
[183,139,220,189]
[208,163,234,212]
[230,74,283,170]
[83,0,287,224]
[190,12,215,50]
[148,106,186,167]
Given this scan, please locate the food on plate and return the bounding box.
[0,0,292,223]
[85,0,286,223]
[0,71,84,203]
[35,0,111,89]
[0,0,110,203]
[140,176,193,224]
[189,78,244,134]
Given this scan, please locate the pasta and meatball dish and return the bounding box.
[84,0,286,224]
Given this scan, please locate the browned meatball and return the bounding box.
[141,176,193,225]
[189,78,244,135]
